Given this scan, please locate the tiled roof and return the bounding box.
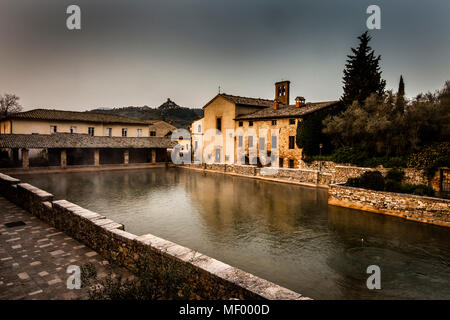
[6,109,150,125]
[0,133,176,149]
[204,94,274,109]
[235,101,340,120]
[148,120,177,131]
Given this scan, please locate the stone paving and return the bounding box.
[0,196,131,300]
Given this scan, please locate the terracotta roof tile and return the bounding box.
[203,94,273,109]
[7,109,150,125]
[0,133,176,149]
[235,101,340,120]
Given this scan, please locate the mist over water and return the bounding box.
[14,168,450,299]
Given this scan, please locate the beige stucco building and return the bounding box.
[192,81,339,168]
[0,109,176,169]
[0,109,175,138]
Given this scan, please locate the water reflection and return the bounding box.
[14,168,450,299]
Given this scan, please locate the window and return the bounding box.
[88,127,94,136]
[137,129,142,137]
[271,120,277,125]
[238,136,243,147]
[198,124,202,133]
[70,126,76,134]
[150,131,156,136]
[50,125,57,134]
[194,140,198,151]
[289,119,296,125]
[249,121,253,127]
[289,159,294,168]
[238,121,243,127]
[248,136,253,148]
[279,158,284,168]
[106,128,112,137]
[271,136,277,149]
[122,128,127,137]
[216,117,222,132]
[215,149,221,162]
[289,136,295,149]
[259,137,265,150]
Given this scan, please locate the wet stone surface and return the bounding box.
[0,196,130,300]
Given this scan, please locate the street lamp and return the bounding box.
[319,143,323,173]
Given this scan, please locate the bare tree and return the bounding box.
[0,94,22,117]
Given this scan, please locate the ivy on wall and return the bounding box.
[296,104,343,158]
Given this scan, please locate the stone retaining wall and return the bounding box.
[183,163,331,185]
[185,162,431,188]
[0,172,305,300]
[328,184,450,227]
[299,160,432,187]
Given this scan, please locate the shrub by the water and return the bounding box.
[385,168,405,182]
[358,171,385,191]
[346,169,435,197]
[346,177,361,188]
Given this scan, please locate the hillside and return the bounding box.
[91,99,203,128]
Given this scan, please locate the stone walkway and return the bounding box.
[0,196,130,300]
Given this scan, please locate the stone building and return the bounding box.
[191,81,340,168]
[0,108,174,138]
[147,120,177,137]
[0,109,176,169]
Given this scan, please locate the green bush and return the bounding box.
[384,179,402,193]
[386,168,405,182]
[346,177,361,187]
[358,171,385,191]
[361,156,407,168]
[331,146,366,164]
[403,184,435,197]
[408,142,450,176]
[312,147,407,168]
[346,171,435,197]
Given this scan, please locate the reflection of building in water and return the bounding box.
[191,81,340,168]
[185,171,328,235]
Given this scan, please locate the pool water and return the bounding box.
[14,168,450,299]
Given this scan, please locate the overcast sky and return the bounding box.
[0,0,449,111]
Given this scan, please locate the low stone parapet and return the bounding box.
[329,184,450,227]
[182,163,329,185]
[0,172,306,300]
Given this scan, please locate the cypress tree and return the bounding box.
[398,75,405,97]
[341,31,386,106]
[396,75,406,111]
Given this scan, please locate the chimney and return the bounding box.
[295,96,306,108]
[275,80,290,105]
[273,100,279,110]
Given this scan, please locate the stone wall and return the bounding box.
[299,160,433,187]
[259,167,318,183]
[0,172,306,300]
[185,161,435,189]
[182,163,332,185]
[328,184,450,227]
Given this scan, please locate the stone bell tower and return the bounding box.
[275,80,290,105]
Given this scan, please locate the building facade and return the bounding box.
[0,109,176,169]
[0,109,175,138]
[192,81,339,168]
